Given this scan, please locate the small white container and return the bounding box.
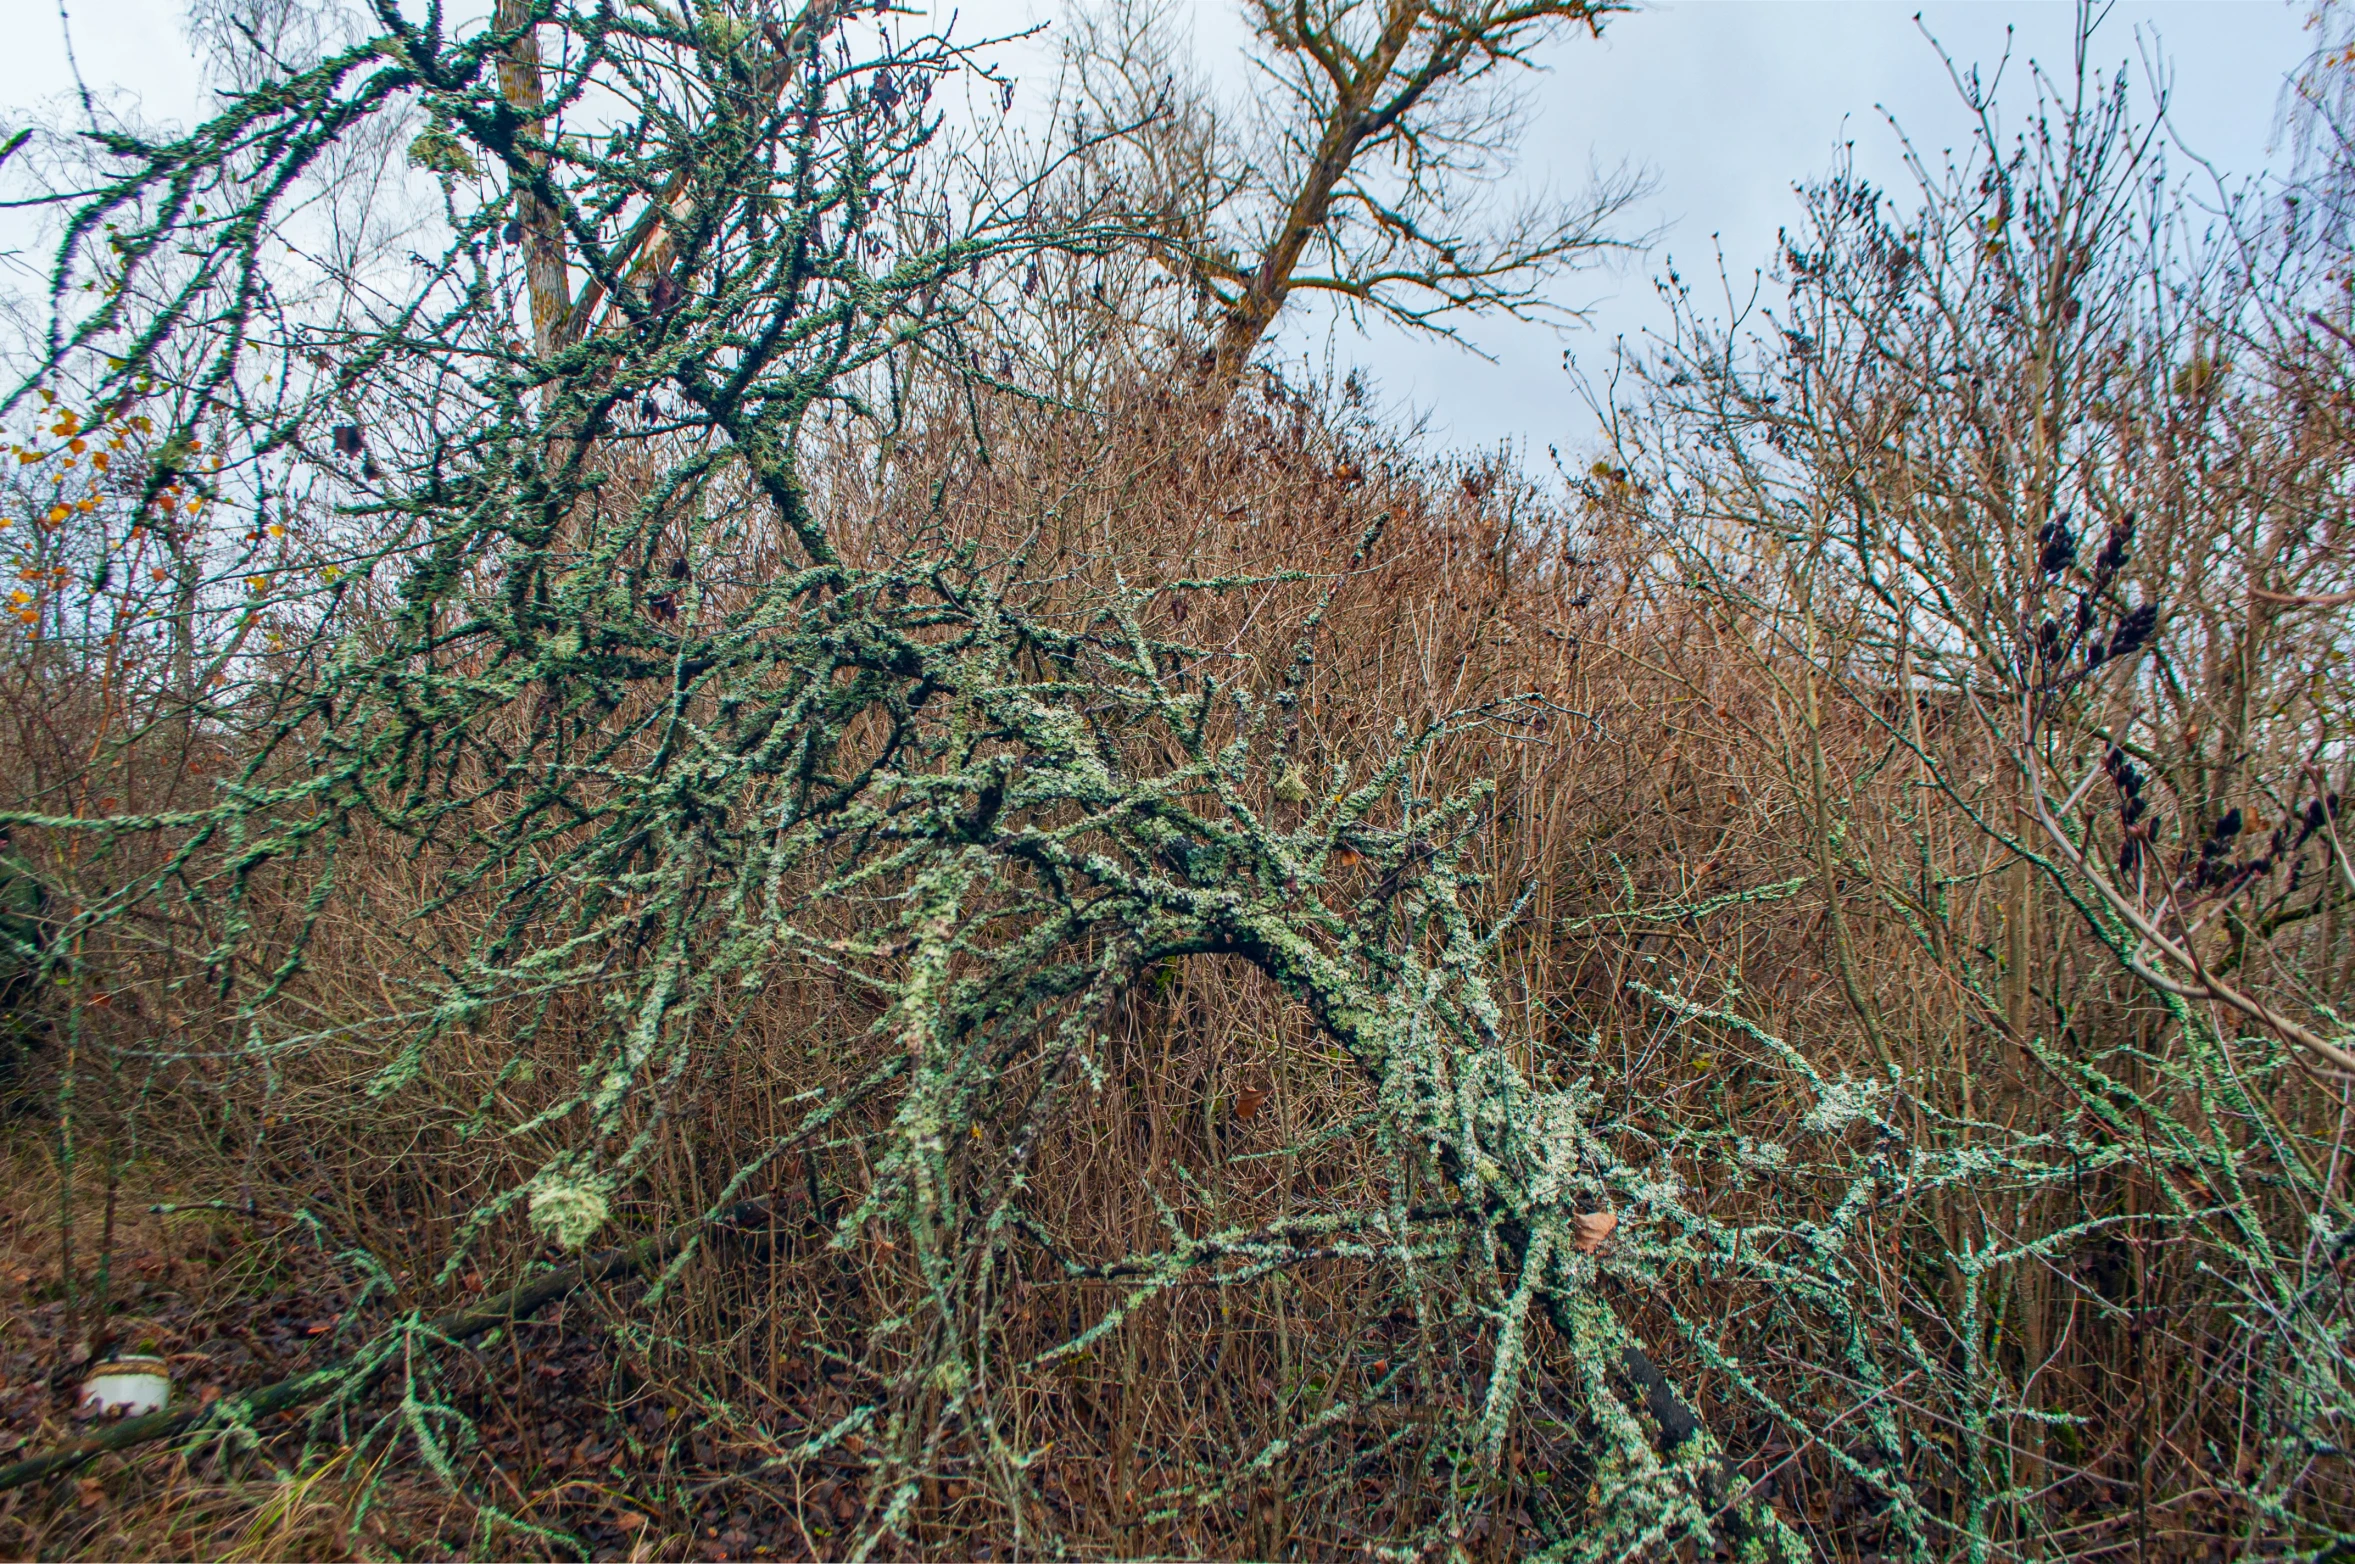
[78,1355,171,1417]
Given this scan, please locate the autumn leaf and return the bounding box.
[1571,1211,1617,1254]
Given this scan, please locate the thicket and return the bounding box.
[0,2,2349,1560]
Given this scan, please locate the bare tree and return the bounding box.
[1603,20,2355,1540]
[1071,0,1648,389]
[2278,0,2355,243]
[187,0,364,92]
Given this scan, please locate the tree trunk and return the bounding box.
[496,0,573,356]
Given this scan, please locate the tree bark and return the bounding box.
[1208,1,1426,389]
[496,0,573,356]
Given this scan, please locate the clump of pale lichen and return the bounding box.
[528,1172,611,1253]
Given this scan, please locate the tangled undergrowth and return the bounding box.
[0,2,2351,1560]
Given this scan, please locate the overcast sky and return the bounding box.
[1355,1,2316,456]
[6,0,2320,458]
